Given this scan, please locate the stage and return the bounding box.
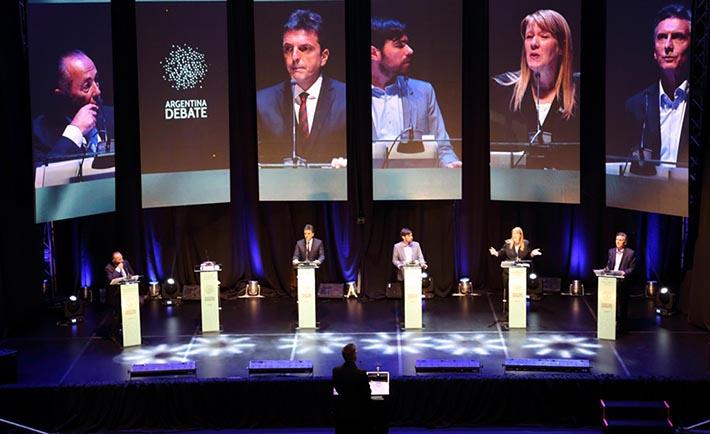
[0,290,708,433]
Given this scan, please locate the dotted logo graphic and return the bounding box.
[160,44,208,91]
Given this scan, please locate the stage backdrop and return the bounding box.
[488,0,581,204]
[605,0,690,217]
[254,0,347,201]
[370,0,463,200]
[28,0,116,223]
[136,0,231,208]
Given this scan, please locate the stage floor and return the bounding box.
[2,291,708,384]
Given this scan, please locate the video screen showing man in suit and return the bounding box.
[605,1,690,217]
[370,17,461,169]
[33,50,114,167]
[256,9,346,167]
[27,1,116,223]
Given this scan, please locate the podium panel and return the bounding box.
[199,270,221,333]
[297,267,317,328]
[120,283,141,347]
[403,265,422,329]
[597,276,617,340]
[508,267,527,329]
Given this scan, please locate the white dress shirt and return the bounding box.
[293,75,323,135]
[537,102,552,126]
[659,80,688,166]
[614,249,624,271]
[403,245,413,263]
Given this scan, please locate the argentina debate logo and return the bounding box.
[161,43,209,120]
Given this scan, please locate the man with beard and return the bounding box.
[371,17,461,168]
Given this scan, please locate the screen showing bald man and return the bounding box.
[28,1,116,223]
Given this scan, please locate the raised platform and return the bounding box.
[0,292,708,433]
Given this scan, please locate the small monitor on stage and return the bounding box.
[366,371,390,396]
[332,370,390,397]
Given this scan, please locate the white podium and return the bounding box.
[296,262,318,329]
[403,263,423,329]
[595,270,622,340]
[502,261,529,329]
[195,267,221,333]
[120,282,142,347]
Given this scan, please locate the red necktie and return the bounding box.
[298,92,310,140]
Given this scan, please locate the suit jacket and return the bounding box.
[373,75,460,167]
[392,240,426,281]
[33,104,115,167]
[623,83,689,167]
[490,72,580,170]
[257,76,346,164]
[606,247,636,276]
[293,238,325,263]
[497,239,533,261]
[105,260,135,285]
[332,361,371,403]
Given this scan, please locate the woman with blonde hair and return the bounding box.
[490,9,580,170]
[489,227,543,301]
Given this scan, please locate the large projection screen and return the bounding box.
[28,0,116,223]
[605,0,690,217]
[371,0,462,201]
[255,0,347,201]
[489,0,581,204]
[136,0,231,208]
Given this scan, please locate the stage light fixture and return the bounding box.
[529,272,538,280]
[422,272,434,299]
[60,295,84,325]
[149,281,160,299]
[162,278,181,305]
[655,286,676,316]
[454,277,472,297]
[344,281,358,299]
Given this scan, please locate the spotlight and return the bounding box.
[344,281,358,299]
[655,286,676,316]
[149,281,160,299]
[454,277,472,297]
[162,278,181,305]
[59,294,84,326]
[529,272,538,280]
[421,272,434,299]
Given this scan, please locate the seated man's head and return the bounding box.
[53,50,101,111]
[652,4,691,78]
[341,342,357,362]
[371,18,413,83]
[282,9,329,91]
[112,251,123,265]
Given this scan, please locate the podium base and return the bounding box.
[198,325,223,334]
[400,322,425,331]
[295,321,320,331]
[238,294,265,298]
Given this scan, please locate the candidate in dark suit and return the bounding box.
[392,227,427,282]
[489,227,543,301]
[332,343,372,434]
[292,224,325,264]
[370,18,461,168]
[33,50,114,167]
[489,9,579,170]
[605,232,637,330]
[621,5,690,169]
[102,251,134,344]
[256,9,346,165]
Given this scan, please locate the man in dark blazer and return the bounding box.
[33,50,114,167]
[103,251,134,345]
[332,343,372,434]
[623,4,690,169]
[292,224,325,264]
[605,232,637,330]
[256,9,346,165]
